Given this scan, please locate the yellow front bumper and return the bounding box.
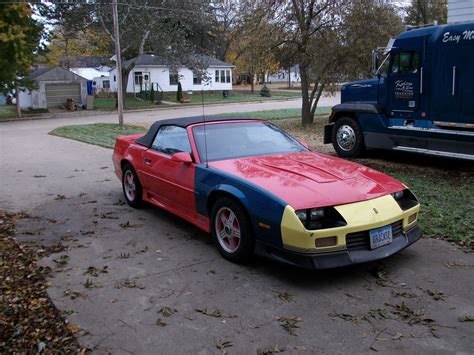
[280,195,420,253]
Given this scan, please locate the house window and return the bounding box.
[193,71,202,85]
[220,70,225,83]
[103,80,110,89]
[134,71,143,85]
[215,70,219,82]
[169,71,179,85]
[226,70,231,83]
[113,75,116,82]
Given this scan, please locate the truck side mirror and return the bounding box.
[372,51,380,76]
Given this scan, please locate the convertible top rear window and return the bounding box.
[192,122,307,162]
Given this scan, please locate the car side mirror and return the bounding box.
[300,140,309,149]
[171,152,193,164]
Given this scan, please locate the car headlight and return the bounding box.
[392,189,419,211]
[295,207,347,230]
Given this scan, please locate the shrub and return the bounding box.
[177,82,183,102]
[150,85,155,103]
[260,85,271,97]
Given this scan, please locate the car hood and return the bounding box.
[209,152,405,210]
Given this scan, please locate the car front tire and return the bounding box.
[122,163,143,208]
[332,117,365,158]
[211,197,254,263]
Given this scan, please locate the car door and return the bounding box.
[140,125,196,218]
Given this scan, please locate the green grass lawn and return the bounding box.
[0,106,49,121]
[163,90,300,105]
[216,107,330,120]
[93,96,160,110]
[94,90,300,111]
[49,123,146,149]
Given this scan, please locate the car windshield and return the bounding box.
[192,121,308,162]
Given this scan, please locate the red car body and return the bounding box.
[113,117,421,269]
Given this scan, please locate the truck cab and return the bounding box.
[324,22,474,160]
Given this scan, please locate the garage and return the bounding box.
[45,83,82,108]
[20,67,87,110]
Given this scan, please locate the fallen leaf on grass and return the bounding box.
[443,261,473,269]
[272,289,294,302]
[385,302,436,326]
[458,316,474,322]
[118,252,131,259]
[196,308,222,318]
[0,211,79,352]
[424,289,446,301]
[84,278,101,289]
[115,279,145,289]
[53,255,69,267]
[278,316,302,336]
[158,306,177,317]
[119,221,143,229]
[156,318,167,327]
[67,324,79,334]
[392,290,418,298]
[63,289,83,299]
[257,344,285,354]
[83,266,108,277]
[216,340,233,350]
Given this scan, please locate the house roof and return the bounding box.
[70,68,109,80]
[62,56,112,68]
[29,67,88,81]
[123,53,234,69]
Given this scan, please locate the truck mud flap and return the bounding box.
[323,123,334,144]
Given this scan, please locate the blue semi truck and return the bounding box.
[324,22,474,160]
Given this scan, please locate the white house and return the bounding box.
[448,0,474,23]
[267,65,301,85]
[109,54,234,93]
[70,67,111,93]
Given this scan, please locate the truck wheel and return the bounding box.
[332,117,365,158]
[211,197,254,264]
[122,163,143,208]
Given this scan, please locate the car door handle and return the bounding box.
[144,158,152,166]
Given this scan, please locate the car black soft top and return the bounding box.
[136,116,259,148]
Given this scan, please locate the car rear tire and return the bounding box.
[332,117,365,158]
[122,163,143,208]
[211,197,254,263]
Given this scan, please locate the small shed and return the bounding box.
[20,67,88,109]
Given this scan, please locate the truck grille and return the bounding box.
[346,220,404,251]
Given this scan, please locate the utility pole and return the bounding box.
[112,0,124,127]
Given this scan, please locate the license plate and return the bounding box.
[369,225,393,249]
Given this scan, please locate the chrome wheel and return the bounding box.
[336,124,356,152]
[123,170,136,201]
[215,207,241,253]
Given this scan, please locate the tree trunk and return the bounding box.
[250,72,255,93]
[288,66,291,89]
[299,64,312,126]
[15,82,21,119]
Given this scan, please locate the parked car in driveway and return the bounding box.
[113,117,421,269]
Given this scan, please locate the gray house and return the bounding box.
[19,67,88,109]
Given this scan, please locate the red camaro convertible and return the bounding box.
[113,117,421,269]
